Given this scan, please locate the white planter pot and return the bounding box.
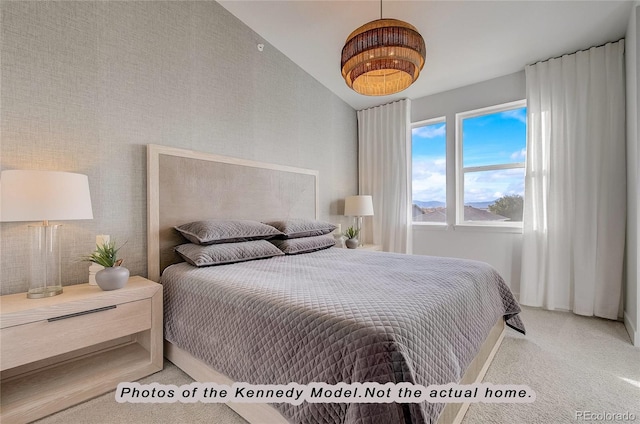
[345,238,359,249]
[95,266,129,291]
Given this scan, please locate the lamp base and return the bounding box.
[356,216,364,247]
[27,285,63,299]
[28,223,63,300]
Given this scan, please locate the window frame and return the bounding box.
[454,100,527,228]
[410,116,447,227]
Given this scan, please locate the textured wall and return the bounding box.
[0,1,357,294]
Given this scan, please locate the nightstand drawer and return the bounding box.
[1,298,151,371]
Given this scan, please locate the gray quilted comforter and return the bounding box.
[162,248,524,424]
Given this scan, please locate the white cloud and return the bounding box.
[500,108,527,124]
[412,156,446,202]
[464,169,524,203]
[510,148,526,160]
[413,124,445,139]
[412,158,525,204]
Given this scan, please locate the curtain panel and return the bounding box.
[520,40,626,320]
[357,99,412,254]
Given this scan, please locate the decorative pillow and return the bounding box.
[270,235,336,255]
[265,219,337,239]
[175,240,284,267]
[174,220,283,245]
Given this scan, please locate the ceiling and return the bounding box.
[219,0,634,110]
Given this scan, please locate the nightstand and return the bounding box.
[0,276,163,424]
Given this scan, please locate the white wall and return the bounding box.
[413,226,523,293]
[411,72,526,295]
[625,3,640,346]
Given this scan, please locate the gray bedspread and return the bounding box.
[162,248,524,424]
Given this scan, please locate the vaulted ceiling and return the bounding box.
[219,1,634,110]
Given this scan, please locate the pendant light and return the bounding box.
[341,0,426,96]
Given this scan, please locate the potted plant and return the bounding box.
[343,226,360,249]
[83,241,129,290]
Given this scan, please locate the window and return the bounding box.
[411,118,446,223]
[456,101,527,225]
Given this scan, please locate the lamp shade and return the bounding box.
[344,195,374,216]
[0,170,93,222]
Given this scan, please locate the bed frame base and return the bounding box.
[437,318,506,424]
[164,319,505,424]
[164,341,290,424]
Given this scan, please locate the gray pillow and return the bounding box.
[270,235,336,255]
[265,219,337,239]
[175,240,284,267]
[174,219,283,245]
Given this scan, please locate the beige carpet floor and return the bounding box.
[35,307,640,424]
[461,307,640,423]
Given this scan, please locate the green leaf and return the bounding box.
[80,240,126,267]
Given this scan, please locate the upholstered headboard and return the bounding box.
[147,144,319,281]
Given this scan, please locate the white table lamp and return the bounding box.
[1,170,93,298]
[344,195,374,247]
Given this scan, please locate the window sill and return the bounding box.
[453,224,523,234]
[411,223,523,234]
[411,223,449,231]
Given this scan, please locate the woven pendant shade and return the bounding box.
[341,19,426,96]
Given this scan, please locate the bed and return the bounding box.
[146,144,524,424]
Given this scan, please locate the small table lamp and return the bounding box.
[344,195,374,247]
[1,170,93,298]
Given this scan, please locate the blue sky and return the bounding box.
[412,107,526,204]
[412,122,447,204]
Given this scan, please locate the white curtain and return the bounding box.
[520,40,626,320]
[357,99,412,254]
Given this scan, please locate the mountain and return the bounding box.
[465,201,495,209]
[413,200,445,208]
[414,200,498,209]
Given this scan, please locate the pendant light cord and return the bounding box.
[380,0,382,19]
